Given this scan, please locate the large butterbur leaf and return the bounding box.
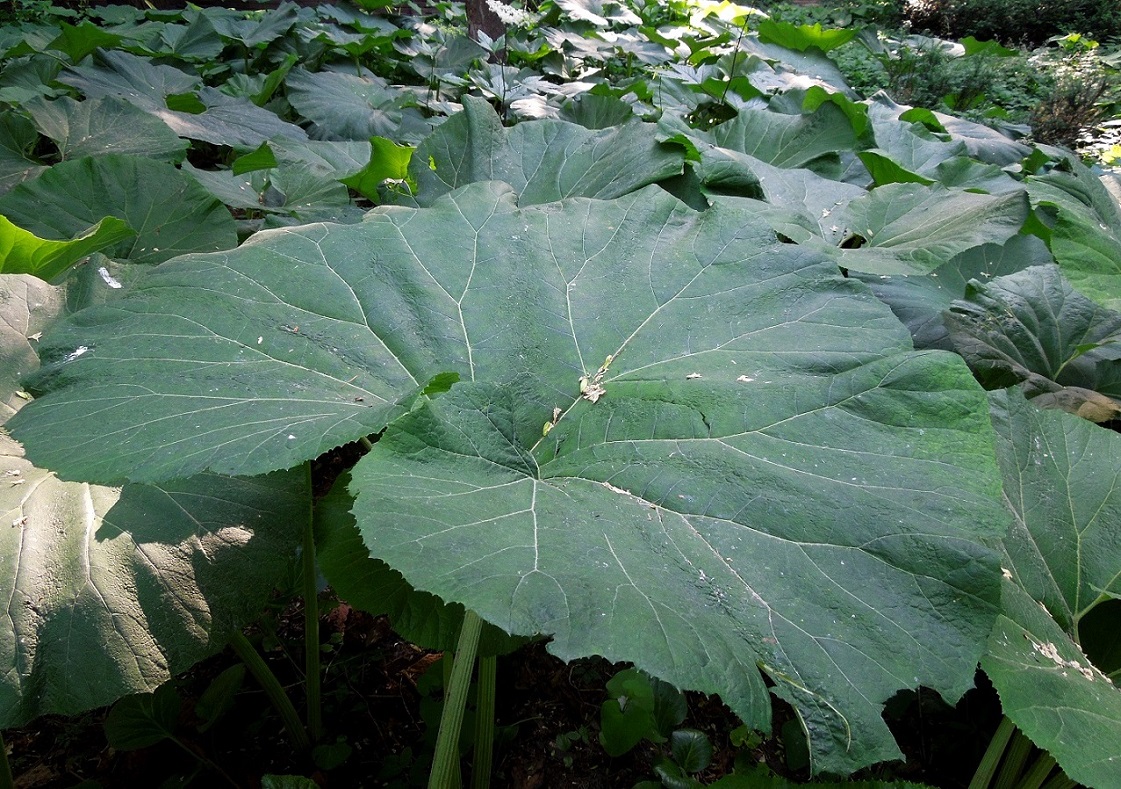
[983,389,1121,788]
[0,274,308,727]
[59,51,307,148]
[22,95,189,164]
[836,183,1029,275]
[5,183,1006,773]
[0,443,309,727]
[409,95,685,206]
[0,155,236,265]
[945,265,1121,418]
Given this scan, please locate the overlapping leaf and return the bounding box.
[1027,159,1121,310]
[22,95,189,163]
[984,389,1121,788]
[60,51,307,147]
[7,183,1007,775]
[0,155,236,265]
[946,265,1121,415]
[0,274,309,728]
[0,112,45,196]
[856,235,1052,350]
[0,214,134,282]
[409,95,685,206]
[836,183,1029,275]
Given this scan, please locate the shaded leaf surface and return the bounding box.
[856,235,1052,351]
[8,183,1006,774]
[0,274,62,418]
[946,265,1121,403]
[983,388,1121,788]
[0,440,309,727]
[0,275,308,727]
[0,155,236,265]
[0,112,45,196]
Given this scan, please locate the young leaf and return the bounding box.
[232,141,279,176]
[339,136,414,200]
[757,20,856,53]
[0,214,134,282]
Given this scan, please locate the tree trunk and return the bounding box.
[466,0,505,46]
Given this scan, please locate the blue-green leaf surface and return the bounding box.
[0,274,309,728]
[983,389,1121,787]
[23,95,189,163]
[7,183,1006,773]
[410,95,684,206]
[0,155,236,265]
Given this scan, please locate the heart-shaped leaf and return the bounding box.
[7,183,1007,774]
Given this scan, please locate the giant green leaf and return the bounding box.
[983,388,1121,788]
[0,437,309,727]
[285,67,409,142]
[0,155,236,265]
[707,102,859,177]
[946,265,1121,408]
[856,235,1052,351]
[59,51,307,147]
[6,182,1008,774]
[0,274,309,728]
[836,184,1030,276]
[409,95,684,206]
[22,95,188,164]
[59,49,201,108]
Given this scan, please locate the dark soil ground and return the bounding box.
[3,596,1008,789]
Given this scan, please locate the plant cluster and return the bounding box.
[902,0,1121,47]
[2,1,1121,787]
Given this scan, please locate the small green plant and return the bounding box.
[1029,34,1121,149]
